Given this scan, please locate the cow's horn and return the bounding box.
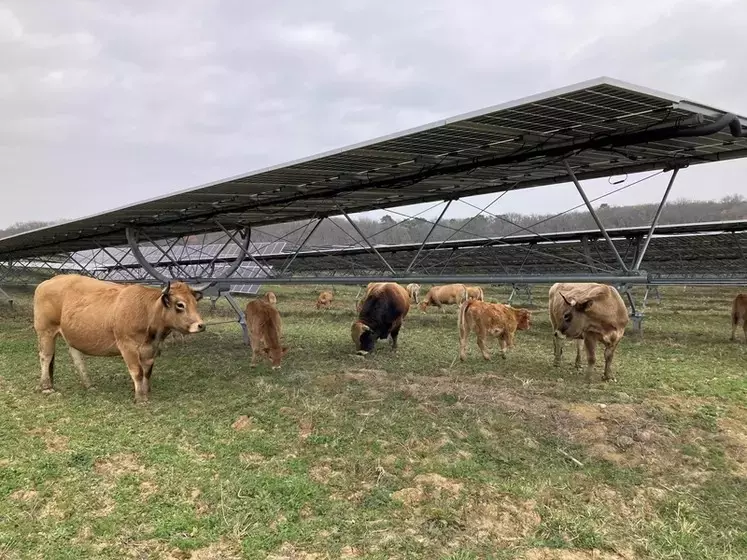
[161,281,171,295]
[560,292,572,306]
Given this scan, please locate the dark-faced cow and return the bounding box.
[33,274,205,403]
[548,282,628,382]
[245,298,288,369]
[731,293,747,343]
[458,298,532,361]
[351,282,410,354]
[418,284,467,313]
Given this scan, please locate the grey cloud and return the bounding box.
[0,0,745,229]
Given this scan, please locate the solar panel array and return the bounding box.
[2,77,746,259]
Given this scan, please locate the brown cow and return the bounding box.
[406,283,421,304]
[731,293,747,343]
[466,286,484,301]
[316,290,333,309]
[33,274,205,403]
[351,282,410,354]
[245,298,288,369]
[264,291,277,306]
[548,282,628,382]
[458,298,531,361]
[418,284,467,313]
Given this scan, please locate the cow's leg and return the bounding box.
[459,318,470,361]
[389,324,402,350]
[68,347,93,389]
[583,337,597,381]
[742,320,747,344]
[119,347,147,403]
[574,339,583,369]
[602,340,619,382]
[731,315,738,341]
[139,345,157,396]
[553,333,563,367]
[477,324,490,360]
[498,332,509,359]
[38,330,58,394]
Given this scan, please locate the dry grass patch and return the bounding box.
[523,548,635,560]
[93,452,147,479]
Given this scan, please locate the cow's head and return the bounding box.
[260,345,289,369]
[514,308,532,330]
[556,292,593,338]
[160,281,205,334]
[418,301,428,312]
[351,320,375,354]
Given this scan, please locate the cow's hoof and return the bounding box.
[356,350,369,356]
[41,388,56,395]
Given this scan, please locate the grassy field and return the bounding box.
[1,283,746,559]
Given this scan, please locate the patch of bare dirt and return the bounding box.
[139,481,158,500]
[9,489,38,502]
[26,426,69,453]
[239,452,265,465]
[340,545,361,558]
[309,463,343,484]
[94,453,146,479]
[716,417,747,477]
[299,417,313,440]
[189,539,243,560]
[267,542,323,560]
[231,415,253,431]
[464,496,541,542]
[92,492,116,518]
[392,473,463,506]
[523,548,635,560]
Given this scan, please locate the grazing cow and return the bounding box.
[351,282,410,354]
[731,293,747,343]
[418,284,467,313]
[466,286,484,301]
[316,290,333,309]
[406,283,421,304]
[264,291,277,306]
[33,274,205,403]
[548,282,628,382]
[245,298,288,369]
[458,298,532,361]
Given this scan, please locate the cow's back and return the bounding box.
[34,275,121,329]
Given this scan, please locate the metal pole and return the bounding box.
[633,167,680,271]
[405,200,452,273]
[565,161,630,273]
[213,223,274,279]
[338,206,396,275]
[281,218,323,275]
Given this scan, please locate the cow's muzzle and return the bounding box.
[190,322,206,333]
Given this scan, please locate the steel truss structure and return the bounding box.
[2,76,747,336]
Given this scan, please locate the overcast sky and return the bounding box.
[1,0,746,230]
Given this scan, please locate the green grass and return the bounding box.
[1,283,746,559]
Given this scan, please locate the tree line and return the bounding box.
[2,195,745,248]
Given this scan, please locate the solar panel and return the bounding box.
[2,77,746,259]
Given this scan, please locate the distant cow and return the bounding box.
[351,282,410,354]
[458,298,532,361]
[33,275,205,403]
[466,286,484,301]
[731,293,747,343]
[548,282,628,382]
[406,283,421,304]
[245,298,288,369]
[418,284,467,313]
[316,290,333,309]
[264,291,277,306]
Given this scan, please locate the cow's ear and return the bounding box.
[192,289,203,302]
[161,282,171,308]
[576,299,593,312]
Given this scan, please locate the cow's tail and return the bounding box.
[458,297,470,342]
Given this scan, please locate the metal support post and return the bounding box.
[338,206,396,275]
[405,200,452,273]
[281,218,323,275]
[565,161,629,273]
[213,222,273,280]
[633,167,680,270]
[223,292,250,346]
[0,286,13,307]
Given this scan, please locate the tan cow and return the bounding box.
[245,298,288,369]
[352,282,410,354]
[418,284,467,313]
[33,275,205,403]
[548,282,628,382]
[466,286,484,301]
[406,283,421,304]
[264,291,277,306]
[316,290,333,309]
[458,296,531,361]
[731,293,747,343]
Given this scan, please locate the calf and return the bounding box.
[466,286,484,301]
[316,290,333,309]
[406,283,421,304]
[418,283,467,313]
[458,298,531,361]
[731,293,747,343]
[351,282,410,354]
[33,274,205,403]
[548,282,628,382]
[245,298,288,369]
[264,291,277,306]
